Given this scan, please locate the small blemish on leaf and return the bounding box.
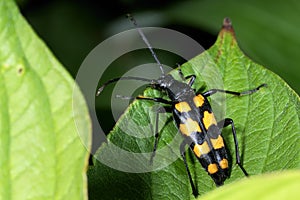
[17,65,24,75]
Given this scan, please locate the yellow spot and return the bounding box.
[193,95,205,107]
[208,163,218,174]
[203,111,217,129]
[210,135,224,149]
[193,142,210,158]
[219,159,228,169]
[175,102,191,113]
[179,118,201,136]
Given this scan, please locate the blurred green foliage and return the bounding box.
[21,0,300,95]
[21,0,300,134]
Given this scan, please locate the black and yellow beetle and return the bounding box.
[96,15,266,196]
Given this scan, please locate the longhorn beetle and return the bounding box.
[96,15,267,197]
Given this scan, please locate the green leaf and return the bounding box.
[0,1,91,199]
[199,170,300,200]
[89,19,300,199]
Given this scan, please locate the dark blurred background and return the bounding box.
[19,0,300,135]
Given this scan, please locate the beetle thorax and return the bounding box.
[156,75,195,102]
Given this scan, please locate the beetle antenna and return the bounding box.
[96,76,154,96]
[127,14,165,75]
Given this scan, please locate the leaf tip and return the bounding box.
[221,17,236,35]
[218,17,237,42]
[222,17,232,30]
[220,18,236,39]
